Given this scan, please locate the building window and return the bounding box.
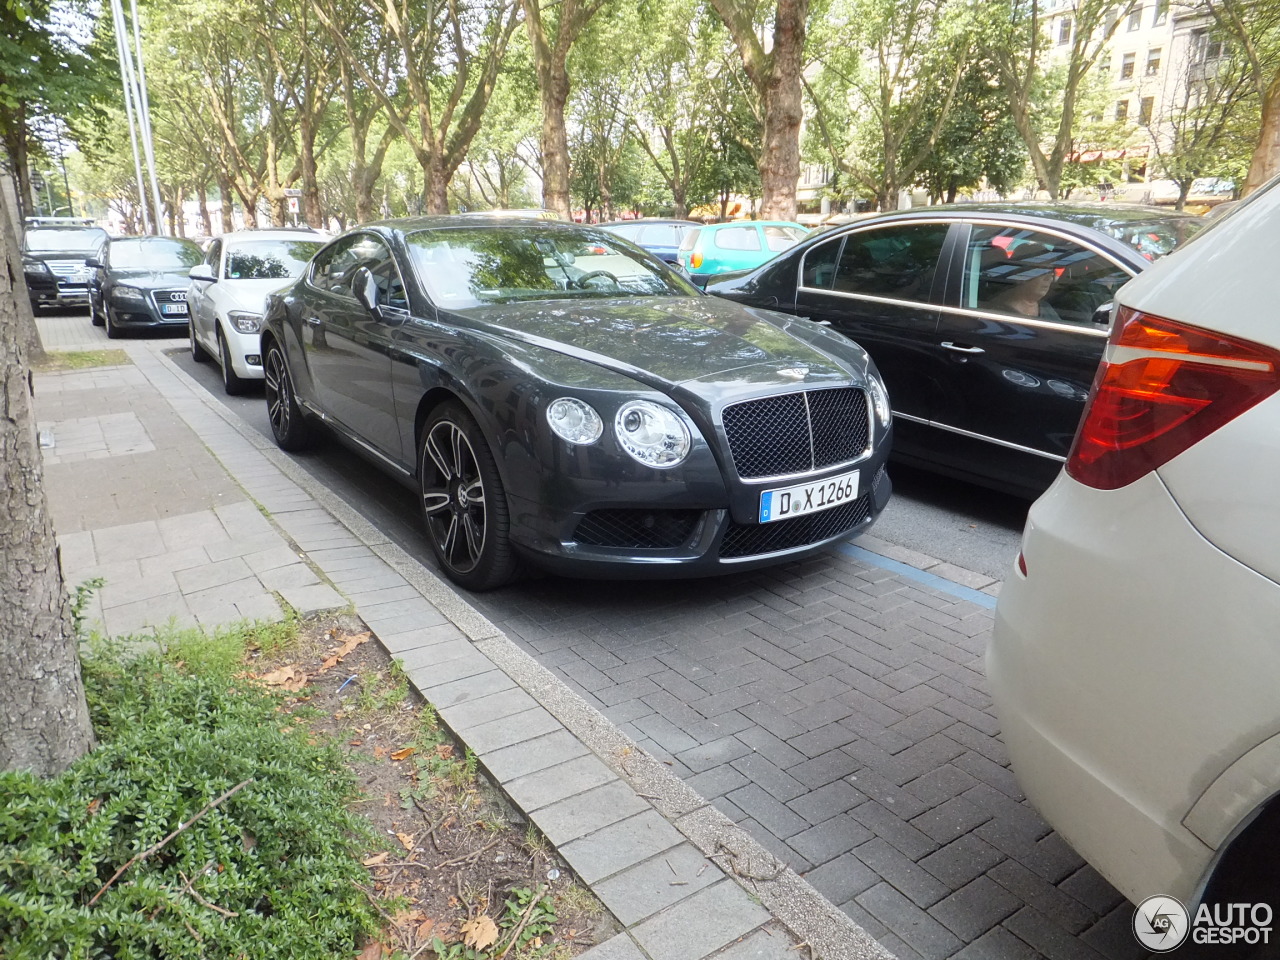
[1116,99,1130,121]
[1128,6,1143,31]
[1153,0,1168,26]
[1139,97,1154,124]
[1058,17,1072,44]
[1193,29,1226,62]
[1121,52,1136,79]
[1099,54,1111,75]
[1147,48,1162,75]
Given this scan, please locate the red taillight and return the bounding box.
[690,252,703,269]
[1016,551,1028,577]
[1067,306,1280,490]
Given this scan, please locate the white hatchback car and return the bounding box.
[188,229,325,394]
[990,178,1280,922]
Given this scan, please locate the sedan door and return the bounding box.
[795,221,955,426]
[189,239,221,347]
[297,233,404,460]
[928,221,1134,483]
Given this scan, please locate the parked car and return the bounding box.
[20,223,109,310]
[260,217,893,590]
[21,255,59,311]
[86,236,204,338]
[676,220,809,284]
[989,181,1280,923]
[598,219,701,264]
[187,229,325,394]
[706,202,1205,497]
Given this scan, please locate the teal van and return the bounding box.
[676,220,808,281]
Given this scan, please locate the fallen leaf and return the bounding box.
[390,747,416,762]
[372,746,388,759]
[392,909,425,927]
[258,664,308,692]
[321,631,372,669]
[357,942,383,960]
[460,916,499,951]
[86,798,101,816]
[349,739,364,746]
[363,852,390,866]
[434,744,454,760]
[395,832,416,851]
[416,918,436,940]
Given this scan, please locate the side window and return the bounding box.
[801,238,842,290]
[763,225,804,253]
[638,224,682,247]
[962,225,1132,325]
[714,226,762,252]
[310,235,366,296]
[610,224,643,243]
[205,240,222,275]
[831,223,949,302]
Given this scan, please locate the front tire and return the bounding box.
[218,326,250,395]
[105,307,122,339]
[90,294,104,326]
[418,401,517,591]
[190,321,211,362]
[264,341,313,451]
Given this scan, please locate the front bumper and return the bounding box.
[55,283,91,306]
[508,457,892,578]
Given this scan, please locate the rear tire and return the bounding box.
[218,326,250,396]
[263,341,313,451]
[418,401,517,591]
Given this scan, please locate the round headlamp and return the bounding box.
[867,374,891,429]
[546,397,603,444]
[614,400,691,468]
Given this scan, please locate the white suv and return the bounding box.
[188,229,325,394]
[989,178,1280,919]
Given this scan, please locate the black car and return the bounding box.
[707,203,1205,497]
[21,224,109,309]
[22,255,59,311]
[261,218,894,590]
[598,219,701,264]
[86,236,204,338]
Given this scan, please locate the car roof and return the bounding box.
[701,220,806,229]
[598,219,701,228]
[218,229,326,243]
[365,216,607,234]
[853,201,1200,230]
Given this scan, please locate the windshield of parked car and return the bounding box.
[224,239,323,279]
[1098,218,1206,260]
[404,226,697,307]
[108,238,203,270]
[23,227,108,254]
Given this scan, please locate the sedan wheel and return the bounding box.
[190,320,211,362]
[218,327,250,396]
[264,342,313,451]
[419,402,517,591]
[90,294,104,327]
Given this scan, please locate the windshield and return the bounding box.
[224,239,323,279]
[109,238,203,271]
[404,226,696,308]
[1100,218,1206,261]
[23,227,108,254]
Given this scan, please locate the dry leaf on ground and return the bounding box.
[395,832,416,851]
[257,665,308,692]
[321,631,371,669]
[461,915,499,951]
[363,852,390,866]
[390,747,416,762]
[357,942,383,960]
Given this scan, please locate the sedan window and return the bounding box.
[801,237,842,289]
[831,222,949,302]
[714,227,762,252]
[638,224,684,247]
[108,238,203,270]
[764,225,807,252]
[405,226,693,307]
[962,226,1131,325]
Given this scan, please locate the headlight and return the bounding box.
[25,260,51,275]
[546,397,603,444]
[867,374,891,428]
[113,285,145,302]
[614,400,690,468]
[227,310,262,334]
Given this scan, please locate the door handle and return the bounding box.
[303,314,322,326]
[940,341,985,354]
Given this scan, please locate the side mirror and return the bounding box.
[352,265,380,315]
[85,257,104,269]
[1092,301,1114,326]
[189,264,216,282]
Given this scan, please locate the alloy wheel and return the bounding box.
[264,347,292,439]
[420,420,487,576]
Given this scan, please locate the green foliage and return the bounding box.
[0,645,376,958]
[502,886,557,951]
[70,577,105,639]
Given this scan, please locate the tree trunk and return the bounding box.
[0,188,95,778]
[300,111,322,227]
[1244,68,1280,196]
[757,9,806,221]
[217,175,235,233]
[198,184,212,236]
[539,70,572,219]
[1,103,34,219]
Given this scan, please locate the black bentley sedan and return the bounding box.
[706,203,1205,497]
[261,218,894,589]
[87,236,204,338]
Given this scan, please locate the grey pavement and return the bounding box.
[33,310,1144,960]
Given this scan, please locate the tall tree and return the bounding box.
[984,0,1136,199]
[1204,0,1280,194]
[519,0,611,218]
[0,188,95,777]
[708,0,811,220]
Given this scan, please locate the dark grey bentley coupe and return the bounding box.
[260,218,893,590]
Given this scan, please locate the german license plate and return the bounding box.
[759,469,859,523]
[161,303,188,315]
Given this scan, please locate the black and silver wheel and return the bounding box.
[419,401,517,591]
[264,342,313,451]
[190,320,211,362]
[90,293,104,326]
[218,326,250,396]
[104,306,121,339]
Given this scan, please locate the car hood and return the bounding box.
[455,296,862,390]
[25,249,98,262]
[219,277,294,313]
[109,269,194,289]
